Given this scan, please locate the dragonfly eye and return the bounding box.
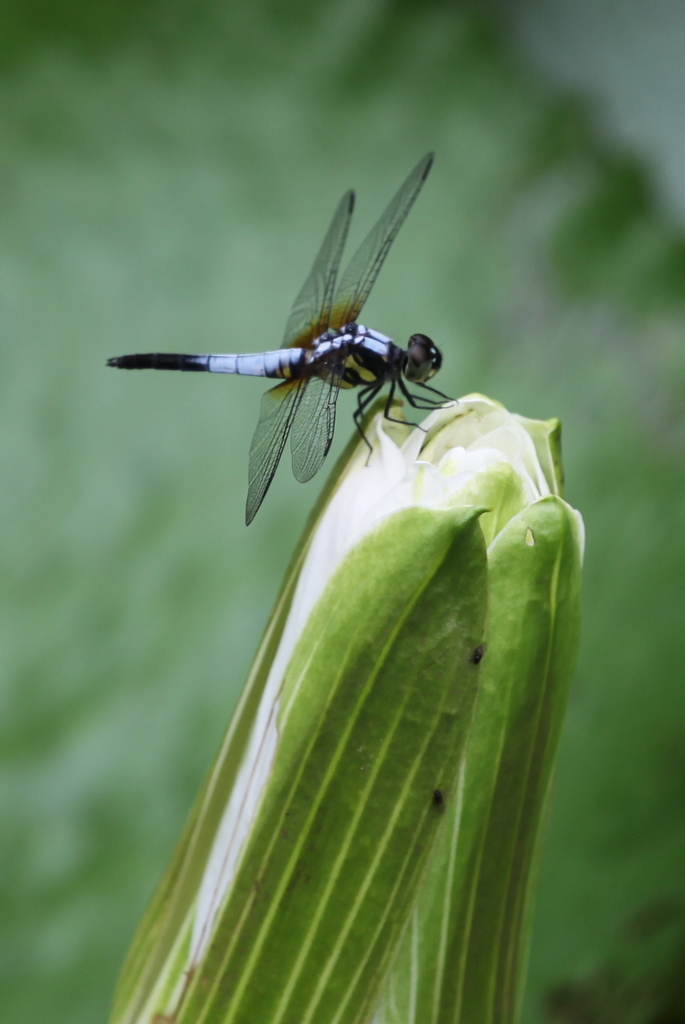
[404,333,442,382]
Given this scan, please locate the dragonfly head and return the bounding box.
[403,334,442,382]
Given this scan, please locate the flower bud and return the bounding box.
[109,395,582,1024]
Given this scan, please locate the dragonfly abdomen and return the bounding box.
[107,353,211,371]
[107,350,304,378]
[208,351,303,378]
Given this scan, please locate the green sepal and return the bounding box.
[376,495,582,1024]
[445,460,528,547]
[176,504,489,1024]
[514,415,564,497]
[108,423,379,1024]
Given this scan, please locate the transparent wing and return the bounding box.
[246,378,306,524]
[329,153,434,329]
[290,356,345,483]
[281,189,355,349]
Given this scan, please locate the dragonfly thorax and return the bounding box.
[306,323,400,390]
[309,324,441,390]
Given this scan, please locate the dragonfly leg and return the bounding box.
[353,384,383,452]
[383,380,425,431]
[405,395,448,409]
[414,380,456,403]
[398,380,444,415]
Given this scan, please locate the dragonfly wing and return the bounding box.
[246,378,306,524]
[281,189,355,349]
[290,357,345,483]
[330,153,434,328]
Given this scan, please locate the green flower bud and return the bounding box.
[109,396,582,1024]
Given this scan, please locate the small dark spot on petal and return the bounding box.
[472,644,486,664]
[433,789,444,805]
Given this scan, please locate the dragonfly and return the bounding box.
[108,153,452,524]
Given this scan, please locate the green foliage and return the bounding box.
[2,3,685,1023]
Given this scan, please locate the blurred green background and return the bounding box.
[2,2,685,1022]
